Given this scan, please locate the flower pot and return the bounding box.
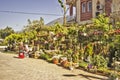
[19,52,24,59]
[69,66,74,70]
[53,58,59,64]
[61,60,69,68]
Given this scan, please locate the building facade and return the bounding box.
[66,0,120,24]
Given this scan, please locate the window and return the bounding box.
[87,1,92,12]
[81,2,86,13]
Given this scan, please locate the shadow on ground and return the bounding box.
[13,56,19,58]
[78,74,108,80]
[63,73,108,80]
[63,74,77,77]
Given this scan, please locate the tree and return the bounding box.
[58,0,67,25]
[58,0,76,25]
[0,26,14,39]
[24,17,44,33]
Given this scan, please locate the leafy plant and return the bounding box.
[40,53,50,60]
[86,43,93,56]
[79,61,88,69]
[109,72,119,80]
[93,14,112,32]
[91,54,108,68]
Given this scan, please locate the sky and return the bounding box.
[0,0,66,31]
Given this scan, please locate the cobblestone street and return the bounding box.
[0,52,108,80]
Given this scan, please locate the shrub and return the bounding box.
[91,54,108,68]
[79,61,88,69]
[40,54,50,60]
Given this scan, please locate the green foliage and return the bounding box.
[86,43,93,56]
[23,30,37,41]
[109,72,119,80]
[78,24,87,32]
[114,35,120,44]
[93,14,112,32]
[116,22,120,29]
[0,26,14,39]
[79,61,88,68]
[67,26,78,35]
[72,53,79,63]
[91,55,108,68]
[50,23,68,34]
[24,17,44,33]
[40,54,51,60]
[4,33,23,44]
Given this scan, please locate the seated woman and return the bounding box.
[19,42,24,53]
[24,44,29,58]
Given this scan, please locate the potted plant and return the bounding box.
[52,55,60,64]
[52,58,59,64]
[59,56,68,67]
[109,72,119,80]
[61,60,69,68]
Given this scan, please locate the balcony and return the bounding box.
[66,0,76,6]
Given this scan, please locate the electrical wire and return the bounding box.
[0,10,63,16]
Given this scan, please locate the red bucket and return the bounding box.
[19,52,24,58]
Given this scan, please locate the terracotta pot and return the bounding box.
[53,58,59,64]
[61,60,68,67]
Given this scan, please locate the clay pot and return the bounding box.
[53,58,59,64]
[61,60,69,68]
